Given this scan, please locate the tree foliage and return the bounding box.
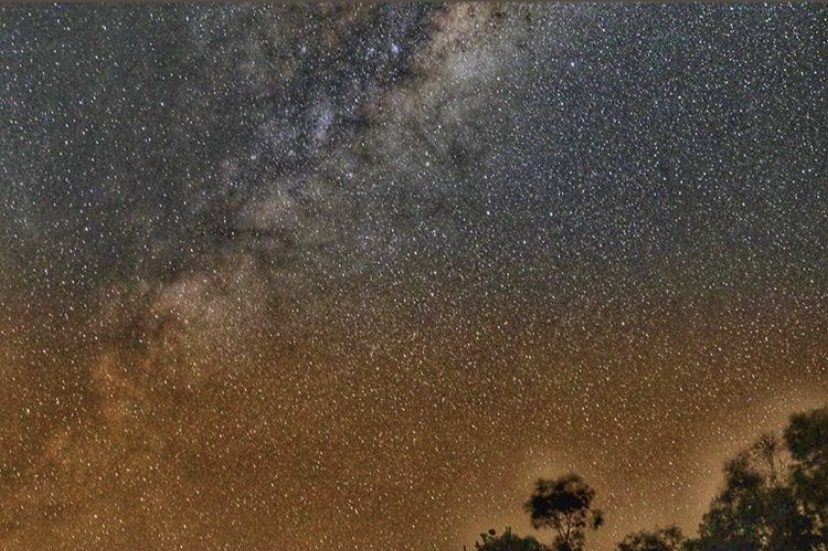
[470,527,549,551]
[785,407,828,549]
[614,526,684,551]
[686,407,828,551]
[468,406,828,551]
[524,474,604,551]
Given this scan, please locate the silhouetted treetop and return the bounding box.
[469,527,549,551]
[614,526,684,551]
[686,405,828,551]
[524,473,604,551]
[469,405,828,551]
[784,406,828,549]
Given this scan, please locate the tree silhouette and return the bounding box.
[468,527,549,551]
[469,406,828,551]
[785,407,828,550]
[524,474,604,551]
[614,526,685,551]
[688,430,816,551]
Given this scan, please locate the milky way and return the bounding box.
[0,4,826,551]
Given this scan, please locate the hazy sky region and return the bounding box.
[0,4,826,550]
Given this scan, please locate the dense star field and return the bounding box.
[0,4,826,550]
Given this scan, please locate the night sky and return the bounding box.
[0,4,826,550]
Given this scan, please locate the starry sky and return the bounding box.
[0,4,826,551]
